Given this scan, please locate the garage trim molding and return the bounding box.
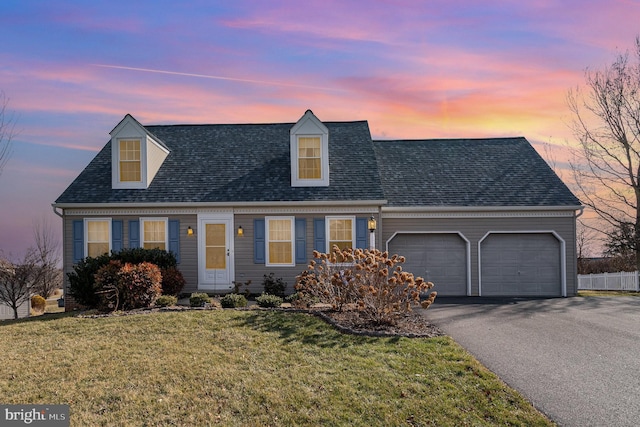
[386,231,472,296]
[478,230,567,297]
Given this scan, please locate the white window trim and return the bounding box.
[325,216,356,253]
[112,137,147,189]
[84,218,112,257]
[265,216,295,267]
[291,134,329,186]
[140,217,169,250]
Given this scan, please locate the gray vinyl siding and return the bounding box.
[62,214,199,300]
[233,214,314,295]
[380,213,578,296]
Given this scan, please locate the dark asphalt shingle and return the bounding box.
[56,117,580,208]
[56,120,385,204]
[372,137,580,206]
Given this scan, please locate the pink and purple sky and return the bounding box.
[1,0,639,258]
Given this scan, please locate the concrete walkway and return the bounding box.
[423,297,640,427]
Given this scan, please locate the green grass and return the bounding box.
[578,290,640,297]
[0,310,553,426]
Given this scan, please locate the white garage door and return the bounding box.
[388,233,467,296]
[481,233,561,297]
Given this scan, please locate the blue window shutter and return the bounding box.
[314,218,325,252]
[295,218,306,264]
[356,217,367,249]
[254,219,265,263]
[112,220,123,253]
[129,220,140,248]
[168,220,180,263]
[72,220,84,263]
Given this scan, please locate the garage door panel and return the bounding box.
[481,233,561,297]
[389,233,467,296]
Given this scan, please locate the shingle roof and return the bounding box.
[372,137,581,207]
[55,120,386,204]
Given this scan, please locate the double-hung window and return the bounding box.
[298,137,322,180]
[141,218,168,250]
[327,217,355,251]
[266,216,294,266]
[85,219,111,258]
[119,139,141,183]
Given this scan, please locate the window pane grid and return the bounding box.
[143,220,166,250]
[267,218,293,265]
[298,137,321,180]
[329,218,353,250]
[87,220,110,257]
[119,139,141,182]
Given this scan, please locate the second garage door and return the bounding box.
[480,233,562,297]
[388,233,467,296]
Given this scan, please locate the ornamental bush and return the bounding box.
[255,293,283,308]
[160,267,186,296]
[220,293,248,308]
[118,262,162,310]
[68,249,182,309]
[295,246,437,325]
[189,292,211,307]
[156,295,178,307]
[114,248,177,270]
[67,253,111,308]
[262,273,287,297]
[30,295,46,312]
[94,260,123,311]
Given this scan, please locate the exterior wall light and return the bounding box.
[187,226,194,236]
[237,225,244,237]
[368,216,377,250]
[368,216,377,232]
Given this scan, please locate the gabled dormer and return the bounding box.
[110,114,170,189]
[290,110,329,187]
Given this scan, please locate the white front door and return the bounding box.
[198,214,234,291]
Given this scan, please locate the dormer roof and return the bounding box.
[55,116,385,205]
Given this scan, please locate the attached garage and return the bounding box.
[388,233,468,296]
[480,232,563,297]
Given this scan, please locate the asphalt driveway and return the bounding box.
[423,297,640,427]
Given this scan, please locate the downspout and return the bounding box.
[52,205,63,218]
[52,204,66,309]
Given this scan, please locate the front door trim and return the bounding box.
[197,213,235,291]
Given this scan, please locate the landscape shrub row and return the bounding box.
[68,248,185,311]
[68,247,435,319]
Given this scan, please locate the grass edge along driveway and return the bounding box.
[0,310,553,426]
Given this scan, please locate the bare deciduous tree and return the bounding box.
[0,250,42,319]
[568,36,640,269]
[0,91,17,177]
[32,217,62,298]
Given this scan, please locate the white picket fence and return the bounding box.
[577,271,640,291]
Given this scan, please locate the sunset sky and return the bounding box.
[1,0,639,259]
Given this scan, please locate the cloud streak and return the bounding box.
[91,64,345,92]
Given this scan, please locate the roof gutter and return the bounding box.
[51,204,63,218]
[382,205,584,213]
[52,199,388,210]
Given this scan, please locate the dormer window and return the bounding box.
[291,110,329,187]
[119,139,142,182]
[110,114,170,189]
[298,136,322,179]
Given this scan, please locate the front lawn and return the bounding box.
[0,310,553,426]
